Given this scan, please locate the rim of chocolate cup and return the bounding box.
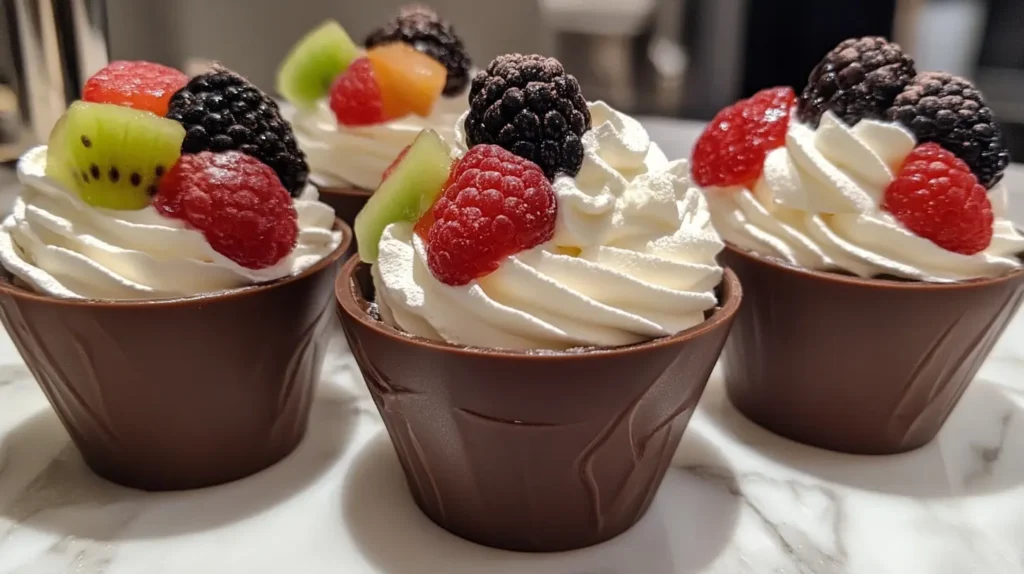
[0,218,352,308]
[722,242,1024,290]
[310,177,372,196]
[336,253,743,360]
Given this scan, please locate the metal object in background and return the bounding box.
[0,0,109,162]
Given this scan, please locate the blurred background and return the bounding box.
[2,0,1023,163]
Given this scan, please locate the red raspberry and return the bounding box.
[82,61,189,117]
[692,86,795,188]
[329,58,390,126]
[883,142,993,255]
[155,152,298,269]
[422,145,557,285]
[381,145,411,184]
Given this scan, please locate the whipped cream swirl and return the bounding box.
[0,146,342,300]
[707,111,1024,282]
[373,102,725,351]
[286,94,468,191]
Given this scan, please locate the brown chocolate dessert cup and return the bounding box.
[336,255,741,552]
[719,243,1024,455]
[312,181,371,229]
[0,220,352,491]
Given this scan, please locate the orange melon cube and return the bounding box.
[367,43,446,118]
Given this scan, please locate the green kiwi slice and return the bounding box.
[46,101,185,210]
[277,20,361,109]
[355,129,453,263]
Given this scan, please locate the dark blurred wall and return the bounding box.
[740,0,898,97]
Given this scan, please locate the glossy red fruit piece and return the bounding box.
[883,142,993,255]
[82,61,189,117]
[329,58,390,126]
[692,86,795,188]
[422,145,557,285]
[155,151,298,269]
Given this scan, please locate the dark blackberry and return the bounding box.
[797,36,916,127]
[888,72,1009,188]
[166,68,308,196]
[465,54,590,180]
[365,5,472,97]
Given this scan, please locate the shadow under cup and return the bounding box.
[0,220,352,491]
[336,256,741,552]
[719,244,1024,455]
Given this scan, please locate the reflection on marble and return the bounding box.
[0,310,1022,573]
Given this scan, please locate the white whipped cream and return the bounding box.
[286,93,468,191]
[0,145,342,300]
[706,111,1024,282]
[372,102,725,351]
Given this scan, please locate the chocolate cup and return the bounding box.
[336,256,741,552]
[719,244,1024,455]
[0,220,352,491]
[312,181,371,229]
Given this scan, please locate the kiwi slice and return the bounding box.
[277,20,361,109]
[46,101,185,210]
[355,129,453,263]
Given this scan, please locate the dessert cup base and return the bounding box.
[0,220,352,490]
[719,244,1024,455]
[337,256,742,552]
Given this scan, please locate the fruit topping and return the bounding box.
[692,86,795,188]
[381,145,411,183]
[82,61,189,117]
[154,151,298,269]
[883,142,992,255]
[329,58,391,126]
[797,37,916,127]
[355,129,453,263]
[422,144,557,286]
[166,68,309,197]
[887,72,1009,189]
[277,20,362,109]
[465,54,590,180]
[365,5,472,97]
[366,43,447,119]
[46,101,184,210]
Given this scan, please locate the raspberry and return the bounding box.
[692,86,795,188]
[381,145,411,183]
[82,61,189,117]
[422,145,557,285]
[329,58,390,127]
[155,151,298,269]
[883,143,993,255]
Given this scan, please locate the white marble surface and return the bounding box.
[1,122,1024,573]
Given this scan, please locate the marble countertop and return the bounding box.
[1,121,1024,573]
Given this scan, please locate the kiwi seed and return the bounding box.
[130,173,142,187]
[81,170,90,183]
[108,167,120,183]
[147,185,158,196]
[81,135,92,148]
[155,165,165,177]
[90,164,100,179]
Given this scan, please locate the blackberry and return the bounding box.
[465,54,590,180]
[365,5,472,97]
[166,68,308,196]
[797,36,916,127]
[887,72,1009,189]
